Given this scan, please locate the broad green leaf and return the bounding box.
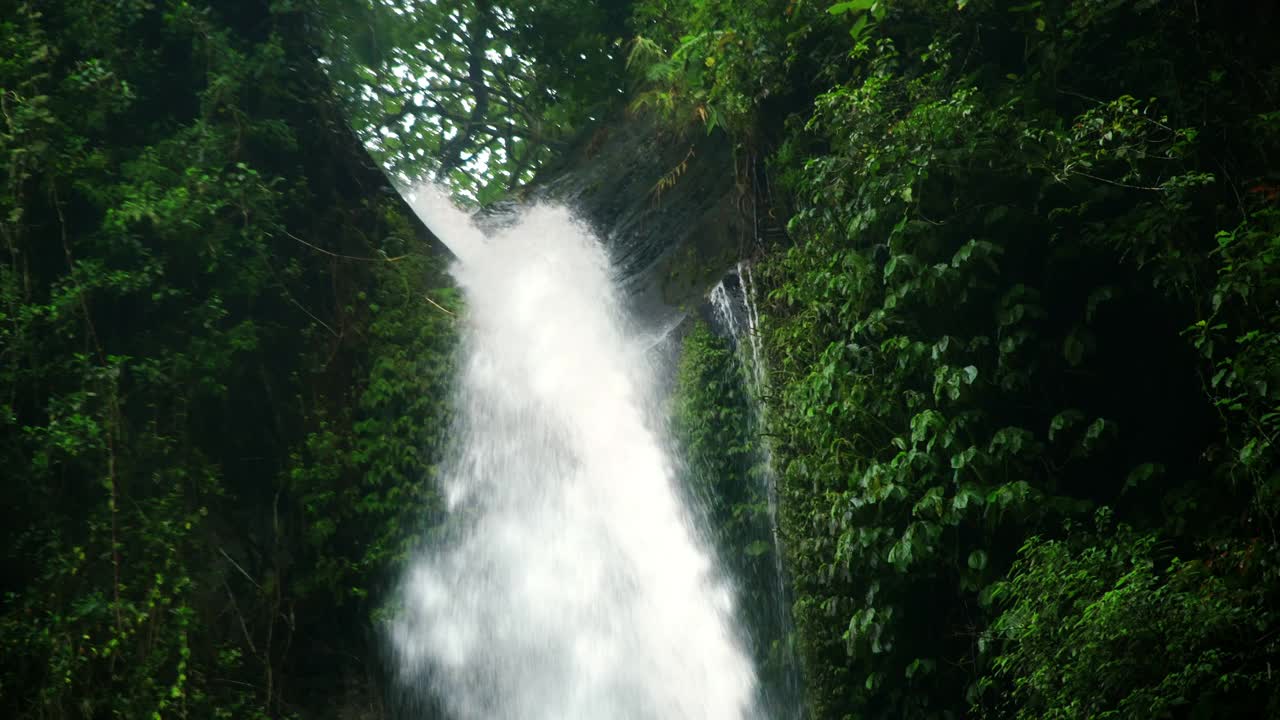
[967,549,988,571]
[828,0,875,15]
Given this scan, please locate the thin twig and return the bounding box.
[423,294,456,317]
[212,678,263,690]
[1069,170,1165,192]
[224,582,259,655]
[280,229,411,263]
[219,547,263,591]
[285,295,339,337]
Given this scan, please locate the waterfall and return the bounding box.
[706,263,803,719]
[706,264,783,586]
[392,186,759,720]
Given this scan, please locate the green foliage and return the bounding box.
[0,1,456,716]
[651,0,1280,717]
[827,0,887,43]
[4,0,1279,718]
[987,512,1279,719]
[289,248,460,607]
[673,321,771,567]
[671,319,798,712]
[623,1,1280,717]
[318,0,629,203]
[628,0,840,138]
[1185,206,1280,523]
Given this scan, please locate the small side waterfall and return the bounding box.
[392,187,759,719]
[709,263,767,393]
[706,262,803,719]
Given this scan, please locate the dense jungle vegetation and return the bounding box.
[3,0,1278,718]
[0,2,460,716]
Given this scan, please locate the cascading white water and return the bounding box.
[707,264,779,553]
[707,264,804,719]
[391,187,759,720]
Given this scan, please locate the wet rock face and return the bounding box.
[533,113,752,325]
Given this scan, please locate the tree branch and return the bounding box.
[438,0,494,172]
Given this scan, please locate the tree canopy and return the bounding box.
[318,0,630,202]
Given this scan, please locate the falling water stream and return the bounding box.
[708,264,804,719]
[391,188,760,719]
